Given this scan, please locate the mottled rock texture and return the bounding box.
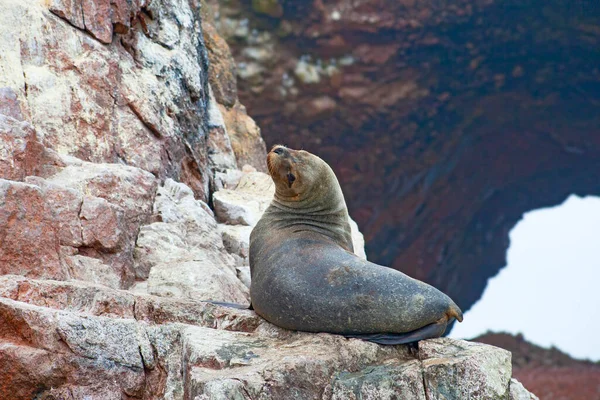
[208,0,600,317]
[185,333,526,400]
[1,0,267,202]
[0,0,538,398]
[3,0,212,198]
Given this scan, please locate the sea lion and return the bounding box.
[249,145,463,345]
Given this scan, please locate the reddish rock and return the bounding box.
[474,333,600,400]
[81,0,113,44]
[4,0,215,201]
[0,297,150,398]
[25,178,84,247]
[111,0,142,34]
[46,161,157,226]
[0,343,70,400]
[203,22,238,108]
[36,161,159,288]
[0,275,261,331]
[0,116,64,182]
[179,154,211,202]
[80,196,125,251]
[49,0,85,29]
[53,0,149,41]
[0,87,24,120]
[218,101,267,172]
[0,180,65,280]
[514,366,600,400]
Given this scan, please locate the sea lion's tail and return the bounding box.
[447,303,464,323]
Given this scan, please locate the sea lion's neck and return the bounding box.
[267,185,354,252]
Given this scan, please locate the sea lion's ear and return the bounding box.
[286,172,296,188]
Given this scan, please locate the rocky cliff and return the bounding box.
[0,0,539,398]
[210,0,600,314]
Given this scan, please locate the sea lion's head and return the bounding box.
[267,145,329,201]
[264,144,353,251]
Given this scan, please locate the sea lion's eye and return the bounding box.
[287,172,296,187]
[273,147,285,155]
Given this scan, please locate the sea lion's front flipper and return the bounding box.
[343,319,448,345]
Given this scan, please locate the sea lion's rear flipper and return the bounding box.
[207,301,252,310]
[343,320,448,345]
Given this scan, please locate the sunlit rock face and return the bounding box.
[208,0,600,312]
[2,0,213,200]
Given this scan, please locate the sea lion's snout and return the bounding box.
[267,146,289,176]
[267,145,300,193]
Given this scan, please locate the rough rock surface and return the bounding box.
[0,277,535,399]
[0,179,64,280]
[1,0,244,202]
[185,334,527,400]
[206,0,600,318]
[0,0,538,398]
[135,179,249,304]
[0,113,64,180]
